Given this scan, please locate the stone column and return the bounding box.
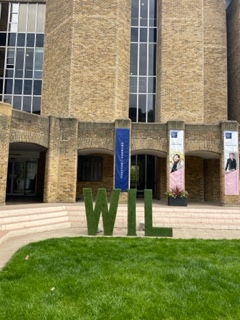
[44,116,78,203]
[0,103,12,205]
[220,121,239,206]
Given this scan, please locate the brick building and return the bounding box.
[0,0,239,205]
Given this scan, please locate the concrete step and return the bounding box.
[0,231,9,246]
[7,221,72,238]
[0,210,68,225]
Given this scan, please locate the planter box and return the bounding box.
[168,197,187,206]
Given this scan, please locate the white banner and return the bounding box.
[169,130,185,191]
[224,131,239,195]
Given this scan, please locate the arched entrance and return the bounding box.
[185,151,220,203]
[7,142,46,203]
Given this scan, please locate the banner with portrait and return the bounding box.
[224,131,239,195]
[169,130,185,191]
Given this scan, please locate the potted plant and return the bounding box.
[165,186,189,206]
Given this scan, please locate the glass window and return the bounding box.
[33,80,42,95]
[36,34,44,47]
[129,0,157,123]
[140,28,147,42]
[35,49,43,70]
[14,79,22,94]
[131,28,138,42]
[36,5,45,33]
[26,33,35,47]
[139,44,147,75]
[130,44,138,75]
[32,96,41,114]
[27,4,37,33]
[130,77,138,93]
[25,48,34,78]
[139,77,147,93]
[8,33,16,46]
[5,78,13,94]
[24,79,32,94]
[13,95,21,110]
[78,157,103,181]
[18,4,27,32]
[17,33,25,46]
[23,96,31,112]
[0,33,7,46]
[139,95,146,122]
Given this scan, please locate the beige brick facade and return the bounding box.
[0,0,240,206]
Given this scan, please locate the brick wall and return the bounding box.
[204,159,220,202]
[42,0,131,121]
[0,103,12,204]
[156,0,227,124]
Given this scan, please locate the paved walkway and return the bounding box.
[0,201,240,270]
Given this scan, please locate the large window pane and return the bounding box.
[15,48,24,77]
[27,4,36,32]
[140,28,147,42]
[130,77,137,93]
[139,77,147,93]
[35,49,43,70]
[32,96,41,114]
[129,94,137,122]
[14,79,22,94]
[24,79,32,94]
[25,48,34,78]
[8,33,16,46]
[0,33,7,46]
[131,28,138,42]
[33,80,42,95]
[139,95,146,122]
[17,33,25,46]
[139,44,147,75]
[5,78,13,94]
[26,33,35,47]
[36,4,46,33]
[36,34,44,47]
[18,4,27,32]
[13,95,21,110]
[130,43,138,75]
[148,44,156,76]
[23,96,31,112]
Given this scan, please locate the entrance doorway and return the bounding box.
[130,155,156,197]
[7,160,37,196]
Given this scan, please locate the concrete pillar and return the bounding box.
[0,103,12,205]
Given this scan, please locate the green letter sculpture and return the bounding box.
[127,189,137,236]
[83,188,120,236]
[144,189,173,237]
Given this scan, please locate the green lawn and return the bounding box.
[1,237,240,320]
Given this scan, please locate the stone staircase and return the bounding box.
[0,202,240,246]
[0,205,72,245]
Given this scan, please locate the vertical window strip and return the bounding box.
[0,2,45,114]
[129,0,157,123]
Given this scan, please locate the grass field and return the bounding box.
[1,237,240,319]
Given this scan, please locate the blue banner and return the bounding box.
[115,128,130,191]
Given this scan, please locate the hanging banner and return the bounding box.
[224,131,239,195]
[169,130,185,191]
[115,128,130,191]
